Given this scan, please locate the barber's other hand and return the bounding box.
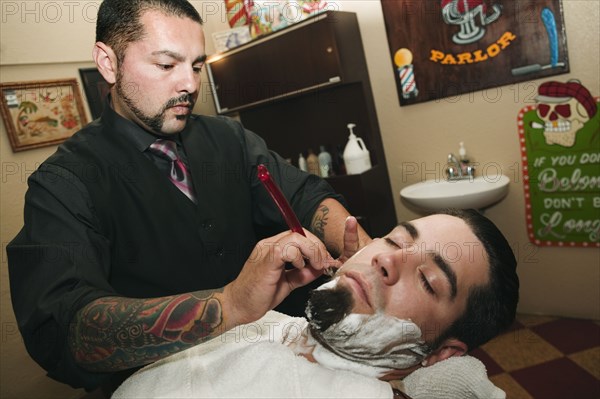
[223,230,335,325]
[340,216,372,263]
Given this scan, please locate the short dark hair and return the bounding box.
[433,208,519,351]
[96,0,202,63]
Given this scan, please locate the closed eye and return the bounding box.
[384,237,402,249]
[420,271,435,295]
[157,64,174,71]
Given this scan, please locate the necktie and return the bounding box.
[149,139,197,203]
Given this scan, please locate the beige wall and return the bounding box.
[1,1,598,398]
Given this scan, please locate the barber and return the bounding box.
[7,0,370,392]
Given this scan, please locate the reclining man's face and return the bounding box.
[306,214,490,376]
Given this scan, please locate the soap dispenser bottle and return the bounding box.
[459,141,475,177]
[458,141,469,173]
[343,123,371,175]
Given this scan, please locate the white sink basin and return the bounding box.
[400,175,510,211]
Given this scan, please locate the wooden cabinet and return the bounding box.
[207,15,343,113]
[206,11,397,237]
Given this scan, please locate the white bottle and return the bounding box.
[298,153,307,172]
[343,123,371,175]
[318,145,333,177]
[458,141,470,174]
[459,142,468,162]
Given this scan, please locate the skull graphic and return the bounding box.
[535,80,597,148]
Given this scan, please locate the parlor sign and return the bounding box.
[518,80,599,247]
[380,0,570,106]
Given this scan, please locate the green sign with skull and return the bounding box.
[519,80,599,247]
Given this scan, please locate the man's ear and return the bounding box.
[93,42,118,85]
[423,338,467,367]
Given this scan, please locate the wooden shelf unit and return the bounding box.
[206,11,397,237]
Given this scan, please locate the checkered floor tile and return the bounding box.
[469,314,600,399]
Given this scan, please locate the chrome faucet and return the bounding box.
[446,153,475,180]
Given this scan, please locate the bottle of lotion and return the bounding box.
[306,148,320,176]
[298,152,307,172]
[343,123,371,175]
[318,145,333,177]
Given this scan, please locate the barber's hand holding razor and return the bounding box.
[223,229,336,326]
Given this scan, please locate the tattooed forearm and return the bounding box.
[69,289,225,372]
[311,204,329,242]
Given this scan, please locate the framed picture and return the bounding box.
[79,67,110,119]
[381,0,569,106]
[0,79,88,152]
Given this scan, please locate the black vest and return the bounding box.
[46,115,258,298]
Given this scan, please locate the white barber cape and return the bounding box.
[112,311,505,399]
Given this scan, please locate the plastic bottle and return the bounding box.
[298,152,307,172]
[459,141,470,173]
[459,142,468,162]
[342,123,371,175]
[318,145,333,177]
[306,148,320,176]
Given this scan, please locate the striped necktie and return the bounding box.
[149,139,197,203]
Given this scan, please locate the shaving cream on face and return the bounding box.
[309,313,429,378]
[306,277,431,378]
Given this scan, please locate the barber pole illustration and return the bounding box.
[226,0,253,27]
[394,48,418,99]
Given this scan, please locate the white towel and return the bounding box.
[112,311,505,399]
[113,311,390,398]
[403,356,506,399]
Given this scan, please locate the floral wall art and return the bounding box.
[0,79,88,152]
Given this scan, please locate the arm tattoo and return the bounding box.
[69,289,224,372]
[311,204,329,242]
